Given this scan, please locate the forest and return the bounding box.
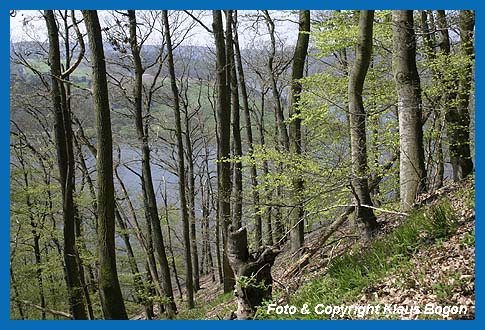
[9,10,475,320]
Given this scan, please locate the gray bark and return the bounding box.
[289,10,310,252]
[348,10,378,235]
[212,10,236,293]
[44,10,88,320]
[82,10,128,319]
[162,10,194,309]
[392,10,427,211]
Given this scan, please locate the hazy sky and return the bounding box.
[10,10,299,48]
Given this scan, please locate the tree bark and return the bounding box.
[453,10,474,180]
[233,11,263,246]
[212,10,236,293]
[44,10,88,320]
[289,10,310,252]
[348,10,378,235]
[128,10,177,316]
[263,10,289,150]
[227,227,279,319]
[421,10,444,190]
[183,109,200,292]
[392,10,427,212]
[225,10,243,230]
[82,10,128,319]
[162,10,195,309]
[161,178,184,300]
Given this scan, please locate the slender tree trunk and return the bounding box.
[232,11,263,246]
[162,10,195,309]
[437,10,474,181]
[183,108,200,292]
[225,10,243,230]
[44,10,88,320]
[114,162,161,307]
[201,121,223,283]
[263,11,289,150]
[213,10,236,293]
[127,10,177,316]
[453,10,474,180]
[348,10,378,236]
[20,162,47,319]
[161,179,184,299]
[10,266,25,319]
[289,10,310,252]
[258,92,274,246]
[392,10,427,212]
[73,212,95,320]
[82,10,128,319]
[420,10,444,190]
[114,209,153,319]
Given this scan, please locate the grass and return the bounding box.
[258,198,459,320]
[176,292,235,320]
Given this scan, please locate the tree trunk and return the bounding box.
[453,10,474,180]
[258,91,274,246]
[348,10,378,235]
[44,10,88,320]
[82,10,128,319]
[420,10,444,190]
[233,11,263,246]
[183,110,200,292]
[161,179,184,299]
[212,10,236,293]
[162,10,195,309]
[263,10,289,150]
[227,227,279,319]
[289,10,310,252]
[10,266,25,319]
[225,10,243,230]
[127,10,177,316]
[391,10,427,212]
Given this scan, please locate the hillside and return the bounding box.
[170,177,475,320]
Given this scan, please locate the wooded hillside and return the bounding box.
[10,10,474,320]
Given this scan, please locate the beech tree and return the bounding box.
[392,10,426,211]
[162,9,195,309]
[44,10,88,320]
[289,10,310,252]
[212,9,236,293]
[125,10,177,316]
[348,10,378,235]
[82,10,128,319]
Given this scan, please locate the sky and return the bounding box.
[9,10,299,48]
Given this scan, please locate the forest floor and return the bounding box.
[157,177,475,320]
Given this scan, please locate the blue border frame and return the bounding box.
[2,0,482,328]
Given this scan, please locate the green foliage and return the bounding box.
[176,292,234,320]
[260,198,459,319]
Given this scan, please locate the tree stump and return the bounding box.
[227,227,279,320]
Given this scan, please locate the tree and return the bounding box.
[212,10,236,293]
[44,10,88,320]
[162,9,195,309]
[348,10,378,235]
[232,11,263,246]
[446,10,474,181]
[126,10,177,316]
[225,10,243,230]
[289,10,310,252]
[392,10,426,211]
[82,10,128,319]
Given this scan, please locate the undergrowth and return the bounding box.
[177,292,234,320]
[257,199,459,320]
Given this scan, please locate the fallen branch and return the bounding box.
[282,206,354,279]
[19,300,73,319]
[335,204,409,217]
